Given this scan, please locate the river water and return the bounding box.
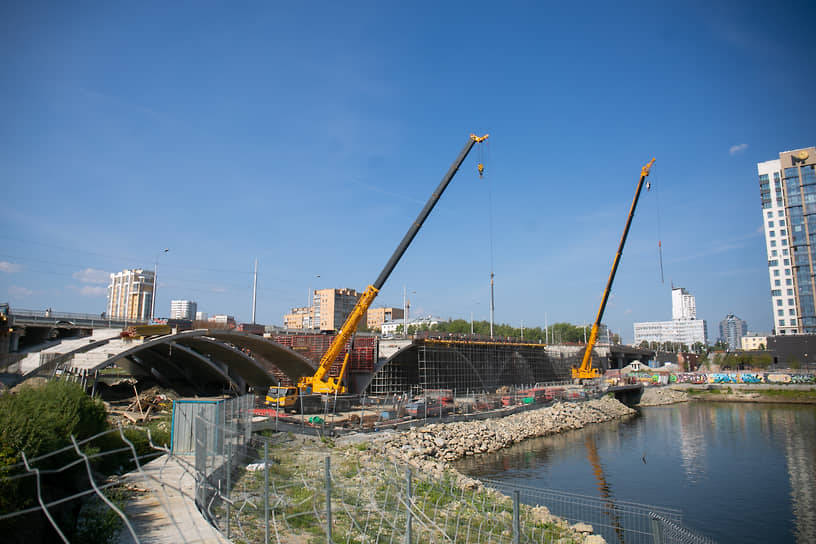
[453,402,816,543]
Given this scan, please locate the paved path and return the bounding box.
[118,454,229,544]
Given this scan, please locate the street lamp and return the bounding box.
[151,249,169,322]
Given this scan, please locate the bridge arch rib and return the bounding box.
[53,329,318,393]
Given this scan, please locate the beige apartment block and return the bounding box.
[107,269,155,321]
[366,307,405,331]
[283,306,312,329]
[314,288,362,331]
[741,334,768,351]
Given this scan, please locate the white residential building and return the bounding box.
[671,287,696,320]
[170,300,197,321]
[106,269,154,321]
[757,147,816,335]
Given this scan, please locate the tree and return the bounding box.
[0,381,110,542]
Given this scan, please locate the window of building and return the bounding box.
[774,269,780,277]
[790,309,796,316]
[775,279,781,286]
[778,309,784,316]
[780,219,786,226]
[777,299,783,305]
[781,229,787,236]
[788,299,794,305]
[767,211,773,218]
[787,279,793,285]
[784,258,790,266]
[779,210,785,217]
[788,289,794,295]
[760,174,769,182]
[770,230,775,237]
[786,269,791,275]
[791,319,797,326]
[782,239,788,246]
[772,250,778,257]
[779,319,785,326]
[768,221,774,228]
[783,249,789,255]
[771,240,777,247]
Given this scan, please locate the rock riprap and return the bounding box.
[371,396,635,467]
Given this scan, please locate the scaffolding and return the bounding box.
[368,338,577,396]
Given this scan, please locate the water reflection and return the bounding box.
[453,403,816,543]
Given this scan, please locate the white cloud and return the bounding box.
[79,285,107,296]
[729,143,749,155]
[72,268,110,284]
[8,286,33,297]
[0,261,22,273]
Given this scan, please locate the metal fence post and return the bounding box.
[650,512,664,544]
[226,442,231,539]
[512,489,520,544]
[406,468,413,544]
[325,456,332,543]
[264,440,269,544]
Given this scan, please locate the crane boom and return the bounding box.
[572,158,655,380]
[298,133,489,395]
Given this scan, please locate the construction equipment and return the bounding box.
[291,133,488,408]
[572,158,655,380]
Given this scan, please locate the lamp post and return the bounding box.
[151,249,169,322]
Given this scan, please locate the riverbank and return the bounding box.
[232,398,637,543]
[356,396,635,485]
[669,383,816,404]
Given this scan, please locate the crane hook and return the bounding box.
[477,163,484,178]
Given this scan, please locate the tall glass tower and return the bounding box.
[758,147,816,334]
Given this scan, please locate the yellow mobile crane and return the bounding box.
[572,158,655,381]
[271,134,489,411]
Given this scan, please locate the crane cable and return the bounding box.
[479,138,497,325]
[647,162,665,283]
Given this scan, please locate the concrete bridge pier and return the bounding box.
[608,384,644,407]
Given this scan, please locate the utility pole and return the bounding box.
[151,249,169,322]
[251,259,258,324]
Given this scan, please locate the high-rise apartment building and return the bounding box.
[170,300,197,321]
[313,288,362,331]
[671,287,696,320]
[106,269,154,321]
[757,146,816,334]
[719,314,748,351]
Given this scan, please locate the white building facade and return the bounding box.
[633,319,707,347]
[634,287,707,347]
[671,287,696,320]
[170,300,198,321]
[757,147,816,335]
[106,269,154,321]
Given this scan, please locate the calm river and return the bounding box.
[453,402,816,543]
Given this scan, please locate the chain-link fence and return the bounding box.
[1,392,715,543]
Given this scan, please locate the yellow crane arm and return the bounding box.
[573,158,655,380]
[297,284,379,394]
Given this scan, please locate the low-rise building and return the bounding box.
[741,333,768,351]
[366,307,404,331]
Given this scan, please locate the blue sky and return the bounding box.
[1,1,815,343]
